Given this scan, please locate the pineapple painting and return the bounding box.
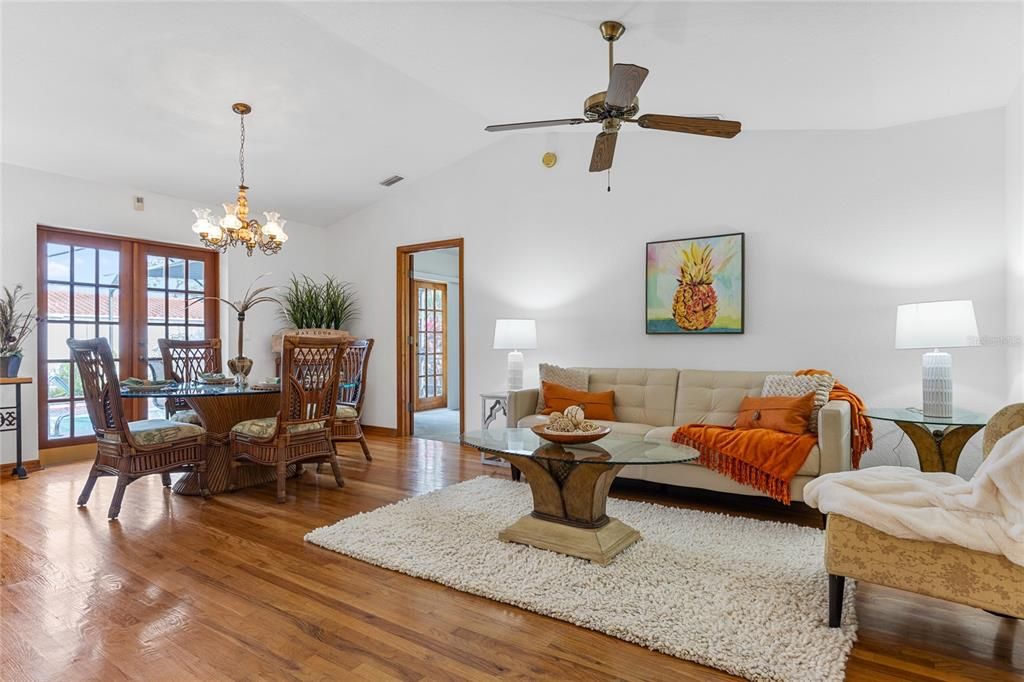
[646,233,744,334]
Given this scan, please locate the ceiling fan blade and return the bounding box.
[636,114,741,138]
[589,131,617,172]
[605,64,649,110]
[484,118,587,132]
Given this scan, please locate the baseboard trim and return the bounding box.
[363,425,399,438]
[40,443,96,467]
[5,459,43,475]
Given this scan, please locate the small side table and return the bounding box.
[864,407,989,475]
[479,391,510,470]
[1,377,33,479]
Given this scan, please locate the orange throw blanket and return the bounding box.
[672,425,817,504]
[795,369,873,469]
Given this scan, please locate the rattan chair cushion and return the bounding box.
[126,419,205,446]
[231,417,326,440]
[335,405,359,420]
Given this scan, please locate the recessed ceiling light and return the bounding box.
[379,175,404,187]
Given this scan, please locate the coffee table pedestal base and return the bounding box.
[499,514,640,565]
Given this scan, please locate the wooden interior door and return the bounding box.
[413,279,447,411]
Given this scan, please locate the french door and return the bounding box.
[412,279,447,411]
[37,227,218,448]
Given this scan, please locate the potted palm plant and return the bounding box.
[190,275,277,384]
[0,285,37,378]
[274,275,359,354]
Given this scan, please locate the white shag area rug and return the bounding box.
[305,477,857,682]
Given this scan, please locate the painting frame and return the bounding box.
[645,232,745,335]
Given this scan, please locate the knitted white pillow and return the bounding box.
[535,364,589,413]
[761,374,835,434]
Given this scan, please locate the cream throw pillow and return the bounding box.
[535,364,588,414]
[761,374,835,434]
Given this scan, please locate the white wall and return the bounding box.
[1007,82,1024,402]
[328,108,1009,475]
[0,163,331,463]
[412,247,461,409]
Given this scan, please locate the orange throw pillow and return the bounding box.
[540,381,616,421]
[736,393,815,435]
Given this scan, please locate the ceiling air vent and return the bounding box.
[379,175,404,187]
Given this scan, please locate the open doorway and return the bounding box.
[396,239,464,442]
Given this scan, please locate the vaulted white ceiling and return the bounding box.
[2,1,1020,226]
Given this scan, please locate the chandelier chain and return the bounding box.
[238,113,246,187]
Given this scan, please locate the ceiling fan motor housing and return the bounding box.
[584,91,639,120]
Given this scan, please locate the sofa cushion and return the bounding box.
[579,368,679,427]
[536,364,589,413]
[674,369,779,426]
[644,425,821,476]
[127,419,204,446]
[540,382,616,420]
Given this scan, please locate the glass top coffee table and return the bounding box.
[462,428,698,565]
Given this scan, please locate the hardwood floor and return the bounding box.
[1,435,1021,681]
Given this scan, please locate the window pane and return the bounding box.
[147,255,165,288]
[167,325,187,342]
[425,380,434,398]
[436,314,443,332]
[148,397,165,420]
[72,366,85,398]
[47,243,71,281]
[47,402,71,439]
[73,322,96,340]
[98,324,119,358]
[47,323,71,360]
[435,293,443,312]
[168,293,187,325]
[188,326,205,341]
[435,376,443,395]
[418,288,426,308]
[47,362,71,399]
[187,260,205,291]
[167,258,186,291]
[427,356,435,376]
[436,355,443,374]
[186,295,205,323]
[147,325,166,358]
[417,311,425,331]
[47,284,71,320]
[418,377,426,398]
[72,402,91,437]
[98,249,120,285]
[418,354,425,376]
[426,289,434,308]
[147,291,166,323]
[426,334,435,354]
[73,247,96,283]
[418,332,426,351]
[73,285,96,319]
[97,287,119,321]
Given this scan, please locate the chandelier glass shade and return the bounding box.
[192,103,288,257]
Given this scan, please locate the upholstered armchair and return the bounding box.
[229,335,350,503]
[158,338,222,425]
[69,338,208,519]
[332,338,374,460]
[826,404,1024,627]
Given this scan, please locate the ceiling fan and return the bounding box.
[484,21,742,175]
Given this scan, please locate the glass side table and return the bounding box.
[864,407,989,475]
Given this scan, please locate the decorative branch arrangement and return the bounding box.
[189,274,277,382]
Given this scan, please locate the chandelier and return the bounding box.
[191,103,288,257]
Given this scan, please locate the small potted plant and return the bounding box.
[0,285,38,378]
[274,275,359,354]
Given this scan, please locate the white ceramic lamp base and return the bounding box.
[506,350,524,391]
[921,349,953,418]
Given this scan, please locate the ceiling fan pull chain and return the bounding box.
[607,169,611,192]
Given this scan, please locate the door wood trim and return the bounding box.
[396,238,464,437]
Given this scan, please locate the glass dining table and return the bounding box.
[121,382,283,495]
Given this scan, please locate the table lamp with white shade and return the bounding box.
[894,300,979,418]
[493,319,537,391]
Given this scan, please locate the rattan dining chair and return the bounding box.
[158,338,222,426]
[69,338,209,520]
[332,338,374,461]
[228,335,350,503]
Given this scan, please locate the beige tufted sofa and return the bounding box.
[506,368,852,503]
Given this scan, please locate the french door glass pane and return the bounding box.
[73,403,91,437]
[47,243,71,281]
[48,284,71,319]
[187,260,205,291]
[147,255,165,288]
[47,323,71,360]
[73,247,96,283]
[98,249,120,285]
[98,287,119,320]
[73,285,97,318]
[47,403,71,439]
[168,257,186,291]
[168,292,187,324]
[47,362,70,399]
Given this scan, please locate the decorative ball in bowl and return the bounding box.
[531,406,611,444]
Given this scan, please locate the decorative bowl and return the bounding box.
[530,424,611,444]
